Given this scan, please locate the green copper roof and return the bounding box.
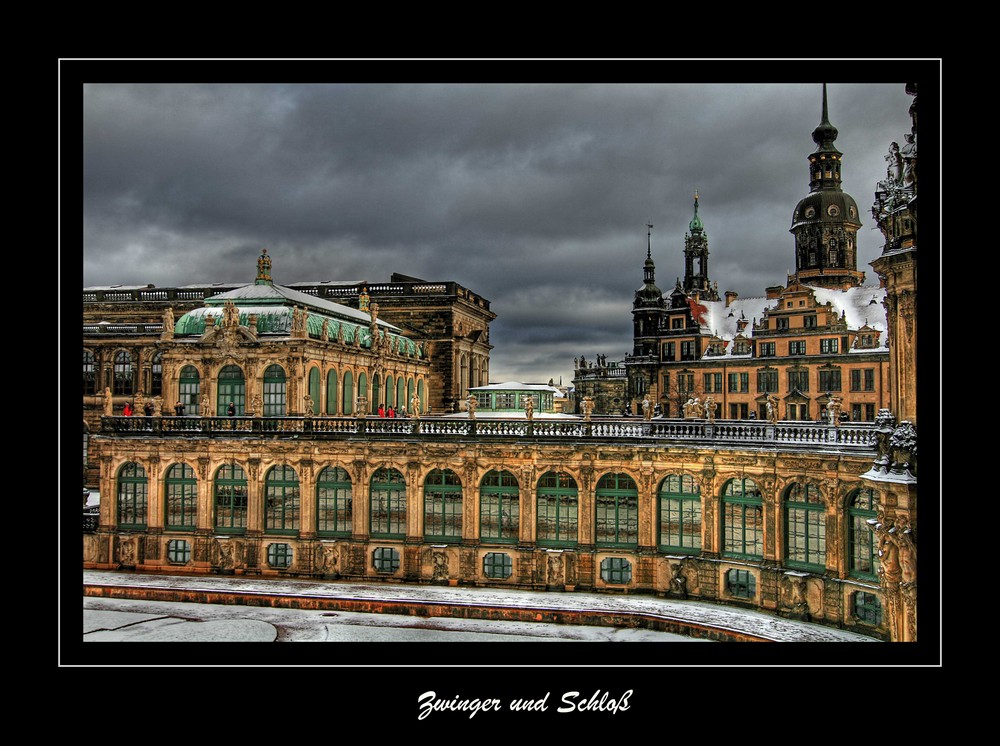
[688,192,704,233]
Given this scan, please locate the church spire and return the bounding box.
[683,192,718,300]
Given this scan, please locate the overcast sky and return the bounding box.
[80,67,921,385]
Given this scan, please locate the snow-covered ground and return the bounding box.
[83,570,877,642]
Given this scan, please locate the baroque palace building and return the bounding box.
[84,84,919,642]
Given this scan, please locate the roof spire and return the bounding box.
[812,83,839,150]
[689,190,704,233]
[646,220,653,260]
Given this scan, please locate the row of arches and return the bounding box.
[113,462,879,579]
[84,349,160,397]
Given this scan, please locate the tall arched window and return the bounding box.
[358,372,368,412]
[658,474,701,552]
[595,473,639,547]
[179,365,200,415]
[308,367,320,414]
[784,482,826,570]
[214,464,247,532]
[342,370,354,415]
[263,364,287,416]
[397,378,406,412]
[117,462,148,528]
[407,378,415,413]
[113,350,134,396]
[386,375,394,409]
[217,365,245,416]
[417,380,425,413]
[722,477,763,559]
[460,354,469,397]
[370,467,406,538]
[165,463,197,530]
[848,487,879,579]
[83,349,96,395]
[317,466,352,535]
[536,471,578,546]
[151,352,163,397]
[326,369,338,415]
[371,374,381,412]
[424,469,463,541]
[480,470,519,543]
[265,465,300,533]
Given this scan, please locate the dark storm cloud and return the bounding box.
[81,77,918,384]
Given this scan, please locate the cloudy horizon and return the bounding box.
[81,75,920,386]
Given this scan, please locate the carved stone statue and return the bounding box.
[826,396,842,426]
[766,393,779,424]
[670,562,688,599]
[222,299,240,329]
[642,394,652,421]
[161,306,175,339]
[303,393,314,416]
[118,537,135,567]
[523,395,534,421]
[704,395,715,423]
[250,393,263,418]
[467,394,477,420]
[316,544,339,574]
[432,551,449,582]
[581,396,594,421]
[103,387,114,416]
[900,132,917,187]
[547,553,564,585]
[256,248,272,282]
[411,393,421,419]
[336,322,344,344]
[320,318,329,341]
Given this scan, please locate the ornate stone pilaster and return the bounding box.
[245,458,262,533]
[298,459,315,536]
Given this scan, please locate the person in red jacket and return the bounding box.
[387,405,396,418]
[123,402,134,417]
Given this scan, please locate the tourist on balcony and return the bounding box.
[387,405,396,418]
[378,403,385,417]
[227,401,236,417]
[174,400,185,416]
[123,402,133,417]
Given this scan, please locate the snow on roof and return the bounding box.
[207,283,400,330]
[469,381,562,393]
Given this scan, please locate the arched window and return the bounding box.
[342,370,354,415]
[317,466,352,535]
[83,349,96,396]
[164,463,197,530]
[358,372,368,412]
[595,473,638,547]
[459,354,469,397]
[397,378,405,412]
[113,350,134,396]
[386,375,394,409]
[784,483,826,570]
[370,467,406,538]
[265,465,300,533]
[214,464,247,532]
[722,477,763,559]
[417,380,425,413]
[308,367,320,414]
[424,469,463,541]
[480,470,519,543]
[263,364,287,416]
[407,378,415,413]
[658,474,701,552]
[370,373,380,413]
[326,370,338,415]
[179,365,200,415]
[536,471,578,546]
[217,365,245,416]
[151,352,163,397]
[117,462,147,528]
[848,487,879,579]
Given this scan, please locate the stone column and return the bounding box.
[463,460,478,543]
[246,458,263,534]
[407,462,423,541]
[145,455,163,530]
[100,455,116,530]
[520,464,535,544]
[351,459,369,541]
[578,466,595,546]
[197,457,213,531]
[761,476,777,561]
[638,465,655,549]
[299,459,315,538]
[700,469,717,555]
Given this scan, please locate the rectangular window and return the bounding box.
[789,341,806,355]
[865,403,875,421]
[864,369,875,391]
[804,315,817,328]
[852,403,862,421]
[662,342,675,361]
[728,372,740,393]
[759,342,776,357]
[671,317,684,329]
[703,372,722,393]
[483,552,513,579]
[819,369,842,391]
[787,370,809,392]
[677,373,694,393]
[776,317,789,330]
[851,369,862,391]
[820,338,839,354]
[681,341,696,361]
[726,569,756,598]
[729,403,749,419]
[757,370,778,393]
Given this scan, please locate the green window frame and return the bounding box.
[179,365,200,415]
[407,378,415,413]
[853,591,883,625]
[848,488,879,579]
[373,546,400,573]
[113,350,134,396]
[317,466,352,535]
[326,369,338,414]
[424,469,463,541]
[788,369,809,392]
[595,472,639,547]
[166,539,191,564]
[265,465,300,534]
[397,379,406,412]
[480,470,520,543]
[116,461,148,529]
[165,462,197,530]
[416,380,425,413]
[385,375,394,408]
[483,552,513,579]
[536,471,579,546]
[850,369,862,391]
[83,349,97,395]
[266,542,293,569]
[759,342,776,358]
[789,341,806,355]
[308,367,321,414]
[726,568,756,598]
[343,370,354,415]
[704,372,722,393]
[214,463,248,533]
[600,557,632,584]
[658,474,701,553]
[263,364,287,416]
[784,483,826,570]
[821,338,839,353]
[864,369,875,391]
[151,352,163,397]
[757,369,778,393]
[722,478,763,559]
[370,467,407,538]
[819,368,842,392]
[358,372,369,412]
[217,364,245,416]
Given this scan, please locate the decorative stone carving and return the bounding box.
[432,551,449,582]
[320,318,329,341]
[250,393,263,418]
[103,387,114,416]
[766,393,779,424]
[410,393,421,419]
[547,553,564,586]
[523,395,534,421]
[247,458,260,481]
[256,248,271,282]
[214,538,244,571]
[161,307,174,340]
[117,536,136,567]
[466,394,477,420]
[704,395,716,423]
[780,573,810,620]
[642,395,652,421]
[825,396,842,426]
[670,561,688,599]
[303,393,314,416]
[316,543,339,574]
[581,396,594,421]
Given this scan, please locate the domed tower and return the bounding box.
[789,84,865,289]
[683,192,719,300]
[632,222,665,356]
